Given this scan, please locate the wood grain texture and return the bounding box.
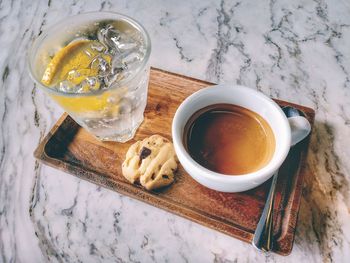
[34,67,315,255]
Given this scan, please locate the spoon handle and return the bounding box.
[252,170,278,251]
[252,106,310,252]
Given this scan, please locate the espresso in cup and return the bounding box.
[183,104,275,175]
[173,85,310,192]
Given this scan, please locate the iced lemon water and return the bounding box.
[29,13,151,142]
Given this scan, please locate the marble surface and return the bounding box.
[1,0,350,262]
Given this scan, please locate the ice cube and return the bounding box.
[117,42,138,51]
[58,80,76,93]
[122,51,141,67]
[97,24,122,54]
[75,77,101,93]
[111,54,127,73]
[67,69,81,79]
[90,42,106,52]
[104,71,123,87]
[90,56,110,77]
[85,77,100,91]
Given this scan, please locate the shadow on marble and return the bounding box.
[295,120,348,261]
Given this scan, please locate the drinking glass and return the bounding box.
[28,12,151,142]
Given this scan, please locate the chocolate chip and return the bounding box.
[151,173,156,180]
[162,174,169,179]
[139,147,151,160]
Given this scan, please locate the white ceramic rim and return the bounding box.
[172,84,291,183]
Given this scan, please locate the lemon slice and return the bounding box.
[42,40,119,114]
[51,91,110,114]
[42,40,110,86]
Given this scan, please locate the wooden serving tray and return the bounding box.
[34,68,315,255]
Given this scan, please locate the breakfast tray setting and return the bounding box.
[34,67,315,255]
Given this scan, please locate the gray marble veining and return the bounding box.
[1,0,350,262]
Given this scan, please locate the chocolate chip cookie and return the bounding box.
[122,135,178,190]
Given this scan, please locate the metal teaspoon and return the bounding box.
[252,106,311,252]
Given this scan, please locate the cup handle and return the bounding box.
[288,116,311,146]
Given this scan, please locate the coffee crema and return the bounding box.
[184,104,275,175]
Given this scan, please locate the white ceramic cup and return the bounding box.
[172,84,310,192]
